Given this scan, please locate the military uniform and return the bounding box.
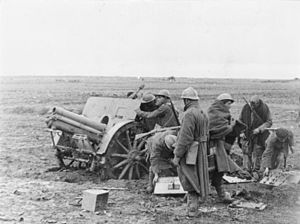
[146,131,177,193]
[239,97,272,171]
[135,103,178,128]
[174,100,210,216]
[260,128,294,171]
[207,98,240,202]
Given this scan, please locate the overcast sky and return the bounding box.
[1,0,300,79]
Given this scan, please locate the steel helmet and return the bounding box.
[217,93,234,102]
[141,93,155,103]
[164,134,177,149]
[181,87,199,100]
[155,89,170,98]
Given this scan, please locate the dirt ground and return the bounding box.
[0,76,300,224]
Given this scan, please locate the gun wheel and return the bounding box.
[105,121,149,180]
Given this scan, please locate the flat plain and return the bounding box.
[0,76,300,224]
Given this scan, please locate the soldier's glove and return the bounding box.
[153,173,159,185]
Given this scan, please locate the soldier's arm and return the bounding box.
[135,104,167,119]
[257,105,272,132]
[174,112,195,158]
[149,141,163,173]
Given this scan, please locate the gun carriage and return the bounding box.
[46,97,157,180]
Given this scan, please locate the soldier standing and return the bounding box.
[173,87,210,217]
[207,93,239,204]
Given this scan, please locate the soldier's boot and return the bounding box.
[215,185,234,204]
[187,192,199,217]
[146,171,154,194]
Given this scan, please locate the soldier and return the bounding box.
[135,93,159,131]
[135,89,179,128]
[260,128,294,176]
[173,87,210,217]
[239,95,272,177]
[207,93,240,204]
[146,133,177,193]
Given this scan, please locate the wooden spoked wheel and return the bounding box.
[105,121,149,180]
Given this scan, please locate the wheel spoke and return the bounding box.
[111,153,128,159]
[137,161,149,172]
[118,163,131,179]
[128,165,133,180]
[135,164,140,179]
[116,139,129,153]
[113,159,129,169]
[137,138,146,151]
[125,130,133,151]
[133,139,138,150]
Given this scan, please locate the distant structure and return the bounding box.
[167,76,176,82]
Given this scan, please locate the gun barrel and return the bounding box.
[53,107,106,132]
[51,114,103,135]
[49,120,101,142]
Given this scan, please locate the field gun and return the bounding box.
[46,96,221,181]
[46,96,178,180]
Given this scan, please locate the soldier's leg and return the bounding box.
[187,191,199,217]
[241,140,250,171]
[146,167,155,193]
[211,171,233,203]
[275,152,285,170]
[252,144,264,172]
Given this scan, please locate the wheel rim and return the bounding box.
[105,121,149,180]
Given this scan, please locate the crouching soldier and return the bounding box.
[260,128,294,176]
[146,133,177,193]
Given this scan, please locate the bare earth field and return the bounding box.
[0,76,300,224]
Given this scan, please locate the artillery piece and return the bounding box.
[46,97,169,180]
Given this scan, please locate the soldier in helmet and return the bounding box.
[135,93,159,131]
[260,128,294,176]
[173,87,210,217]
[146,133,177,193]
[239,95,272,177]
[207,93,240,203]
[135,89,179,128]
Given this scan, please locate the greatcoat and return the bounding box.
[174,101,210,197]
[207,100,240,173]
